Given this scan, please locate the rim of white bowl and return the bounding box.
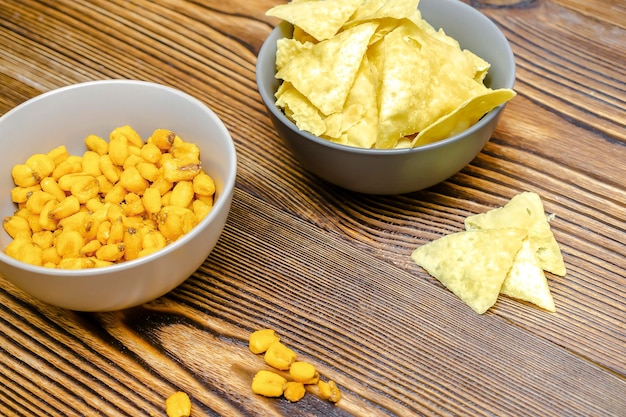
[0,79,237,277]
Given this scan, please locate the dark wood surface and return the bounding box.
[0,0,624,416]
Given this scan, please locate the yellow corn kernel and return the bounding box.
[25,153,55,181]
[318,380,341,403]
[58,257,97,269]
[85,197,105,213]
[55,230,85,258]
[142,187,162,215]
[79,239,101,256]
[192,199,212,222]
[96,220,112,244]
[3,215,31,239]
[104,183,127,205]
[100,154,121,183]
[136,162,160,182]
[82,150,103,177]
[165,391,191,417]
[249,329,280,354]
[25,191,56,214]
[109,134,129,166]
[41,246,61,266]
[108,218,124,244]
[96,174,114,194]
[170,181,194,208]
[140,142,162,164]
[192,172,215,196]
[119,166,148,194]
[123,193,145,217]
[122,154,144,170]
[26,211,44,233]
[96,243,125,262]
[31,230,54,249]
[172,141,200,163]
[49,195,81,219]
[69,175,99,203]
[123,227,142,261]
[82,214,100,242]
[161,191,172,207]
[106,203,124,222]
[284,382,306,402]
[157,206,197,241]
[52,155,83,179]
[11,185,41,204]
[162,159,201,182]
[111,125,144,148]
[290,362,318,384]
[58,211,89,235]
[264,342,297,371]
[12,164,38,187]
[149,128,176,151]
[251,370,287,398]
[85,134,109,155]
[40,177,66,202]
[141,229,167,253]
[47,145,70,165]
[38,199,58,231]
[5,238,43,266]
[152,174,173,196]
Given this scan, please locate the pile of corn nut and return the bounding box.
[3,126,215,269]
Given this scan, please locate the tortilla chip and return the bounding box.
[267,0,363,42]
[276,21,378,116]
[411,228,526,314]
[413,89,517,147]
[276,82,327,136]
[464,192,566,276]
[501,239,556,312]
[374,20,491,148]
[347,0,421,24]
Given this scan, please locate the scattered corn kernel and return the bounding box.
[284,382,306,402]
[251,370,287,398]
[165,391,191,417]
[290,361,318,383]
[264,341,297,371]
[3,127,215,269]
[318,380,341,403]
[249,329,281,354]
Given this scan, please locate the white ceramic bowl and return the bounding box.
[0,80,237,311]
[257,0,516,194]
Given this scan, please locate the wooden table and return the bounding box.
[1,0,624,416]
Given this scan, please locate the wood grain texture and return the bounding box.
[0,0,624,416]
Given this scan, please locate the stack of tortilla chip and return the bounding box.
[411,192,566,314]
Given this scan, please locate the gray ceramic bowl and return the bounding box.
[0,80,237,311]
[256,0,515,194]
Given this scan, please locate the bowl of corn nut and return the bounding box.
[0,80,237,311]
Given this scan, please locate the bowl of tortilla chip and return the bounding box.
[256,0,516,195]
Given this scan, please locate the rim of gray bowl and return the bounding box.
[256,0,516,156]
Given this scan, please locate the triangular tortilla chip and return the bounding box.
[501,239,556,312]
[267,0,363,42]
[411,228,526,314]
[413,89,516,147]
[276,22,378,116]
[347,0,421,25]
[373,21,490,148]
[464,192,566,276]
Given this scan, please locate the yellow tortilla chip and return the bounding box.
[267,0,363,42]
[501,239,556,312]
[411,228,526,314]
[321,55,379,147]
[276,82,326,136]
[464,192,566,276]
[276,21,378,116]
[413,89,517,147]
[374,20,491,148]
[347,0,421,24]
